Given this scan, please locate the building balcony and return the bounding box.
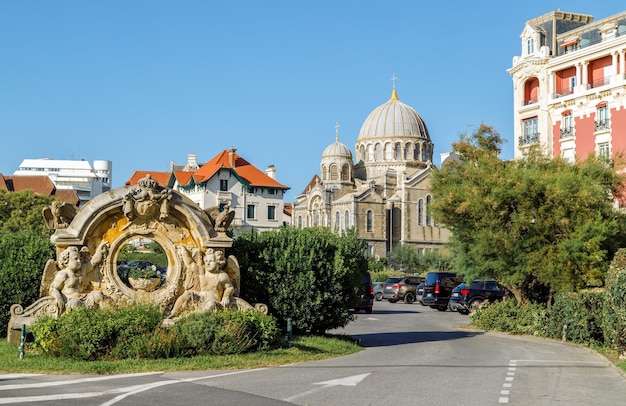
[595,119,610,131]
[518,133,539,146]
[524,98,538,106]
[589,77,611,89]
[217,190,233,203]
[560,127,573,139]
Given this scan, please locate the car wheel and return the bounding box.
[437,306,447,311]
[404,293,415,304]
[459,309,470,315]
[375,292,383,301]
[469,298,484,308]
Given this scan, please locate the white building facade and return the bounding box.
[14,158,112,205]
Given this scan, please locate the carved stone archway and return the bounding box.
[7,175,255,344]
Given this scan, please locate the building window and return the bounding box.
[335,211,340,231]
[426,195,432,226]
[298,215,302,228]
[366,210,373,232]
[344,210,350,230]
[248,186,254,193]
[562,148,575,163]
[395,143,402,160]
[267,205,276,220]
[247,204,255,219]
[596,105,609,131]
[220,180,228,191]
[418,199,423,226]
[598,142,610,160]
[527,38,534,55]
[269,188,275,195]
[520,117,539,145]
[560,113,573,138]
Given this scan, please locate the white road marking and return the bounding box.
[283,373,371,403]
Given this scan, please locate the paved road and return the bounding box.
[1,300,625,405]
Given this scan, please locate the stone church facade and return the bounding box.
[291,87,451,260]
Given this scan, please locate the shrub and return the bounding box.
[31,305,280,360]
[544,290,604,344]
[0,230,55,338]
[470,298,547,336]
[32,303,163,361]
[231,227,368,335]
[602,248,626,355]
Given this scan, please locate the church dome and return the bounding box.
[357,89,430,142]
[322,138,353,159]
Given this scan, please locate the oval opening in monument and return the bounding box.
[116,238,168,292]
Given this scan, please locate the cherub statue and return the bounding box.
[167,248,237,318]
[44,242,110,313]
[42,201,77,229]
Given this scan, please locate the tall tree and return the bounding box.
[0,190,56,235]
[430,125,626,304]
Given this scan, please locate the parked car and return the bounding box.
[449,280,508,315]
[373,282,384,301]
[422,272,463,311]
[416,282,426,306]
[353,272,374,314]
[381,276,424,304]
[117,260,166,279]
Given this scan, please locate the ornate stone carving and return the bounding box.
[42,201,77,229]
[7,175,265,344]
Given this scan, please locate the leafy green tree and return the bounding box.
[0,231,55,337]
[0,190,56,235]
[231,227,368,335]
[389,244,452,274]
[430,124,625,304]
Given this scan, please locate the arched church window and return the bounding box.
[345,210,350,229]
[414,143,420,160]
[422,144,430,161]
[395,143,402,160]
[385,143,393,161]
[405,143,412,160]
[298,215,302,228]
[367,144,374,161]
[341,164,350,181]
[321,165,327,181]
[375,144,382,161]
[335,211,340,232]
[330,164,338,181]
[426,195,432,226]
[366,210,373,232]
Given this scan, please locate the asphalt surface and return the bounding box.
[1,300,626,405]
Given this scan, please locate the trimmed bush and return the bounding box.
[0,231,55,338]
[470,298,547,336]
[602,248,626,355]
[31,304,280,360]
[544,290,604,344]
[231,227,369,335]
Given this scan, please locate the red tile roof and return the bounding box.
[126,150,289,190]
[191,149,289,189]
[125,171,172,186]
[0,173,80,205]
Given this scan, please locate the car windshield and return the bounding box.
[385,277,402,284]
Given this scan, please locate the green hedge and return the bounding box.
[231,227,369,335]
[31,304,281,360]
[544,290,604,345]
[602,248,626,354]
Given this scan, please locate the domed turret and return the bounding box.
[320,122,353,184]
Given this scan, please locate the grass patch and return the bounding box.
[0,334,362,375]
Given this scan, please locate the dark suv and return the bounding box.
[422,272,463,311]
[449,280,508,314]
[353,272,374,314]
[381,276,424,304]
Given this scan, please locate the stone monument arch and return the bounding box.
[7,175,264,344]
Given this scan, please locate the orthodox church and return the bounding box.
[291,86,450,260]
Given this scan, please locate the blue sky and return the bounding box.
[1,2,624,201]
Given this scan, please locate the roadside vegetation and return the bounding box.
[431,124,626,363]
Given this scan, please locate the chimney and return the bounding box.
[266,164,276,179]
[184,153,199,171]
[228,148,237,167]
